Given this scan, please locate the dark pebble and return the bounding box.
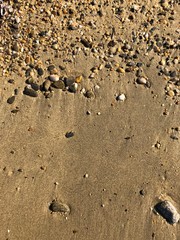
[23,87,38,97]
[65,131,74,138]
[49,200,70,214]
[64,77,75,87]
[81,38,92,48]
[52,80,65,90]
[154,200,180,224]
[170,71,176,78]
[37,67,44,76]
[47,65,56,72]
[26,78,34,84]
[11,109,19,113]
[7,96,15,104]
[31,83,40,91]
[8,79,15,84]
[14,89,19,95]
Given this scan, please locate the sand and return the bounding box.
[0,0,179,239]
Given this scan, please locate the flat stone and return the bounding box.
[154,200,180,224]
[23,87,38,97]
[52,80,65,90]
[49,200,70,214]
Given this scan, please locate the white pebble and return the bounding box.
[49,74,59,82]
[117,94,126,101]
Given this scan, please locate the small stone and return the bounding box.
[49,74,59,82]
[65,131,74,138]
[85,90,95,98]
[167,90,175,97]
[49,200,70,214]
[136,77,147,85]
[8,79,15,84]
[116,67,125,73]
[37,67,44,76]
[81,38,92,48]
[47,65,56,72]
[7,96,15,104]
[64,77,75,87]
[170,71,176,78]
[69,83,78,93]
[117,94,126,101]
[52,80,65,90]
[160,58,166,66]
[75,75,82,83]
[154,200,180,224]
[43,80,51,92]
[86,111,91,115]
[14,89,19,95]
[23,87,38,97]
[31,83,40,91]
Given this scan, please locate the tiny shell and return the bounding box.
[154,200,180,224]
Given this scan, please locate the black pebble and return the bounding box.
[7,96,15,104]
[65,131,74,138]
[23,87,38,97]
[37,67,44,76]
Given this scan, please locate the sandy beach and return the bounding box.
[0,1,179,239]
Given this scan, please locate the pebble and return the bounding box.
[31,82,40,91]
[49,74,59,82]
[49,200,70,214]
[85,90,95,98]
[64,77,75,87]
[75,75,82,83]
[154,200,180,224]
[136,77,147,85]
[81,38,92,48]
[65,131,74,138]
[69,82,78,93]
[7,96,15,104]
[52,80,65,90]
[37,67,44,76]
[116,67,125,73]
[43,80,51,92]
[23,87,38,97]
[167,90,175,97]
[117,94,126,101]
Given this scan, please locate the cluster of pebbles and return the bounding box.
[0,0,179,105]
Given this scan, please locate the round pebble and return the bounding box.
[7,96,15,104]
[49,74,59,82]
